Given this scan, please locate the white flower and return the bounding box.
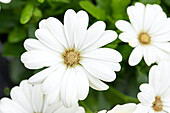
[135,61,170,113]
[98,103,137,113]
[116,2,170,66]
[21,9,122,107]
[0,0,11,3]
[0,80,85,113]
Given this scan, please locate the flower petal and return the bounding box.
[46,17,68,48]
[35,29,64,53]
[61,68,78,107]
[128,46,143,66]
[21,50,61,69]
[137,92,154,106]
[82,48,122,62]
[74,10,89,50]
[80,21,106,51]
[42,64,66,94]
[81,58,116,82]
[75,66,89,100]
[64,9,77,48]
[83,30,117,52]
[28,66,58,84]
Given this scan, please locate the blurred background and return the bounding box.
[0,0,170,112]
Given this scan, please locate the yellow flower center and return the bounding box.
[63,49,80,67]
[138,32,151,45]
[152,96,163,111]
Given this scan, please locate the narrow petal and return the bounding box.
[28,66,58,84]
[35,29,64,53]
[83,30,117,52]
[42,64,66,94]
[139,84,156,97]
[39,19,47,29]
[21,50,61,69]
[137,92,154,106]
[153,42,170,53]
[115,20,136,33]
[149,65,161,94]
[119,32,138,43]
[82,48,122,62]
[127,3,145,33]
[10,87,33,112]
[142,46,156,66]
[24,39,52,51]
[75,66,89,100]
[81,58,116,82]
[0,98,28,113]
[46,17,68,48]
[80,21,106,51]
[61,68,78,107]
[31,85,43,113]
[74,11,89,49]
[83,68,109,90]
[128,46,143,66]
[64,9,77,48]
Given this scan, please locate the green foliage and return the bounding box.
[20,3,34,24]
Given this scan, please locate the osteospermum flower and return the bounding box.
[116,2,170,66]
[98,103,137,113]
[21,9,122,107]
[135,61,170,113]
[0,80,85,113]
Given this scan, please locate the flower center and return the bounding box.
[63,49,80,67]
[138,32,151,45]
[152,96,163,111]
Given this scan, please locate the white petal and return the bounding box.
[82,48,122,63]
[128,46,143,66]
[21,50,61,69]
[61,68,78,107]
[152,42,170,53]
[83,30,117,52]
[35,29,64,53]
[142,46,156,66]
[0,0,11,3]
[115,20,136,33]
[42,64,66,94]
[46,17,68,48]
[46,84,60,105]
[31,85,43,113]
[127,3,145,33]
[75,66,89,100]
[149,65,161,94]
[24,39,52,51]
[81,58,117,82]
[119,32,138,43]
[151,32,170,42]
[0,98,28,113]
[137,92,154,106]
[64,9,77,48]
[74,10,89,49]
[139,84,156,97]
[39,19,47,29]
[80,21,106,51]
[84,69,109,91]
[10,87,33,112]
[133,104,150,113]
[28,66,58,84]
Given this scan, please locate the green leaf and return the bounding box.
[139,0,161,4]
[20,3,34,24]
[79,1,107,20]
[111,0,131,19]
[104,86,139,106]
[2,42,25,56]
[51,0,70,3]
[37,0,45,3]
[33,7,43,22]
[8,27,27,43]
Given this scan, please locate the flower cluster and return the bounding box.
[0,2,170,113]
